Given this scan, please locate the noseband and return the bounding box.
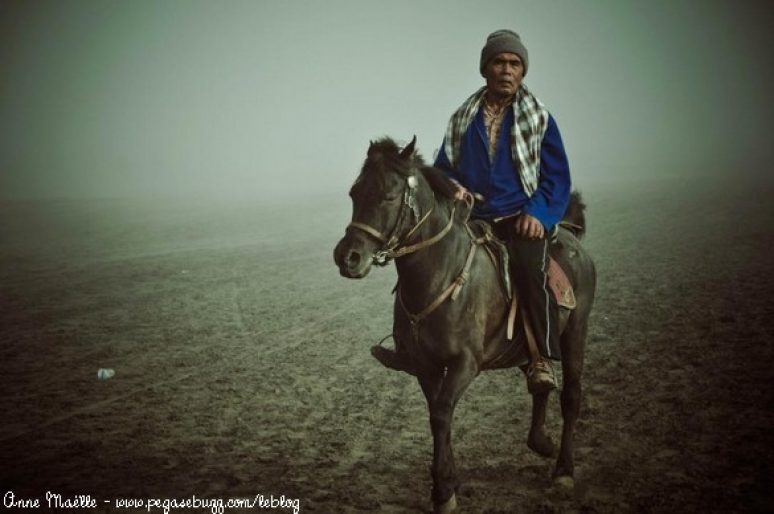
[347,174,466,266]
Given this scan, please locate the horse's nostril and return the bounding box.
[346,250,361,267]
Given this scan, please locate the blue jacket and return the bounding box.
[435,106,571,230]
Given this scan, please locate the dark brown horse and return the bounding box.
[333,137,596,513]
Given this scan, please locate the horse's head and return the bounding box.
[334,136,426,278]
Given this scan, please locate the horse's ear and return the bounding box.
[400,135,417,160]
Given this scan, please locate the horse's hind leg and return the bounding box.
[554,317,588,483]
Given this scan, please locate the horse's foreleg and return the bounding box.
[526,385,555,457]
[421,352,478,512]
[554,319,587,483]
[418,368,444,405]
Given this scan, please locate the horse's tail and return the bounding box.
[560,191,587,240]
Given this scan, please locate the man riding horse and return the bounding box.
[372,29,570,393]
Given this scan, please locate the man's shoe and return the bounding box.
[526,357,558,394]
[370,346,416,375]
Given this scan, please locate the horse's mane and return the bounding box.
[367,138,404,159]
[420,165,458,200]
[366,137,426,176]
[366,138,458,199]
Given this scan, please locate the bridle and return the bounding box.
[347,170,489,347]
[347,173,466,266]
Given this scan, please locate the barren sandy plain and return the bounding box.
[1,174,772,513]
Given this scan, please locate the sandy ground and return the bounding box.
[1,175,772,513]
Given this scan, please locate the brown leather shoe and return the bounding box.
[370,346,416,375]
[526,357,557,394]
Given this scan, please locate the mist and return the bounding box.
[1,0,773,201]
[3,2,774,509]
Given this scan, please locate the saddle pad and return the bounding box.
[548,258,576,309]
[506,258,575,342]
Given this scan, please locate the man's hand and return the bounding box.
[449,178,485,203]
[514,214,545,240]
[448,178,469,201]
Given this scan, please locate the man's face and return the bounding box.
[484,52,524,98]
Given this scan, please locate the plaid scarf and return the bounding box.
[443,84,549,196]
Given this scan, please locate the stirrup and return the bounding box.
[526,358,557,394]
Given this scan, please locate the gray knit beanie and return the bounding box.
[479,29,529,77]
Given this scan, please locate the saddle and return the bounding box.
[467,220,576,311]
[467,220,512,299]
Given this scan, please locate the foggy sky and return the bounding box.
[1,0,772,200]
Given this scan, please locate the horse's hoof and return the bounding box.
[553,475,575,490]
[527,432,556,457]
[433,493,457,513]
